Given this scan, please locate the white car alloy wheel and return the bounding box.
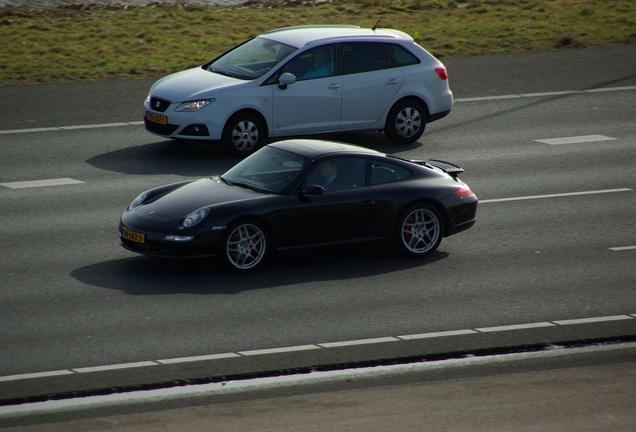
[222,113,264,157]
[385,99,427,145]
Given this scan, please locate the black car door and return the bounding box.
[281,157,385,248]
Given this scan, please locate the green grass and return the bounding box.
[1,0,634,85]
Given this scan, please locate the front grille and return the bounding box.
[149,96,171,113]
[144,117,180,136]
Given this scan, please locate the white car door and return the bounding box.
[270,44,343,136]
[271,76,343,135]
[340,42,404,130]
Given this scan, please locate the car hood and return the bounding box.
[133,178,261,224]
[150,67,247,102]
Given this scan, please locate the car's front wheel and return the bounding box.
[222,112,264,157]
[221,220,269,272]
[395,204,443,258]
[385,99,426,145]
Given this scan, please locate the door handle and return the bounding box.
[386,78,401,85]
[327,83,342,90]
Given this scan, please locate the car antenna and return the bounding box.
[372,1,393,31]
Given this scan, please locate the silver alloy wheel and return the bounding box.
[394,106,422,139]
[400,207,441,254]
[231,120,260,153]
[225,222,267,270]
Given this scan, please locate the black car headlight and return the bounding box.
[127,191,149,211]
[182,208,210,228]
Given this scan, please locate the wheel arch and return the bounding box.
[389,95,431,121]
[223,214,276,247]
[225,108,270,139]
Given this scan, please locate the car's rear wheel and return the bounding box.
[222,112,264,157]
[385,99,426,145]
[221,220,268,272]
[395,204,443,257]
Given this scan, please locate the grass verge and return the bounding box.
[0,0,634,85]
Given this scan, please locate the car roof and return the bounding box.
[268,139,383,159]
[260,25,413,48]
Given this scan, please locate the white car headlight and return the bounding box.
[128,191,149,211]
[175,99,215,112]
[182,208,210,228]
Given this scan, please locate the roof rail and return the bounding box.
[264,25,361,34]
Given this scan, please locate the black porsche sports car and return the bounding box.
[119,139,477,271]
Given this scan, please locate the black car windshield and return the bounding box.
[207,37,297,80]
[222,147,310,194]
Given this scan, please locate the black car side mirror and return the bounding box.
[301,184,325,196]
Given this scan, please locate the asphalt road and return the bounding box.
[1,45,635,408]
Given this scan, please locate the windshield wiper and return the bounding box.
[221,177,259,192]
[231,181,259,192]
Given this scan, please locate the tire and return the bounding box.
[395,204,443,258]
[221,220,269,272]
[384,99,426,145]
[221,112,264,157]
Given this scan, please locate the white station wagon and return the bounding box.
[144,25,453,156]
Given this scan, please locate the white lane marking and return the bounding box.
[476,322,555,332]
[0,121,144,135]
[535,135,617,145]
[238,345,320,356]
[71,361,159,373]
[60,122,139,130]
[0,370,74,383]
[553,315,634,325]
[0,178,84,189]
[318,337,399,348]
[455,85,636,102]
[480,188,632,204]
[156,353,240,364]
[398,329,477,340]
[1,313,633,383]
[609,245,636,251]
[0,86,634,135]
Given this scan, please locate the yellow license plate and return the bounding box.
[147,112,167,125]
[123,228,145,243]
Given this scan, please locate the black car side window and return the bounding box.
[370,161,411,185]
[307,157,365,192]
[342,42,393,75]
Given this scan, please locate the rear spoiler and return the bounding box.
[425,159,464,178]
[388,155,465,179]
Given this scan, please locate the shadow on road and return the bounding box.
[85,131,423,176]
[70,247,449,296]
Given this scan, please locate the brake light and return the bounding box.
[435,66,449,80]
[454,185,474,198]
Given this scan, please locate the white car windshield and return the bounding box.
[207,37,297,80]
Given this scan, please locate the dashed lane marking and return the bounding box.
[609,245,636,251]
[479,188,632,203]
[0,178,84,189]
[0,121,144,135]
[535,135,617,145]
[1,313,634,383]
[454,85,636,102]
